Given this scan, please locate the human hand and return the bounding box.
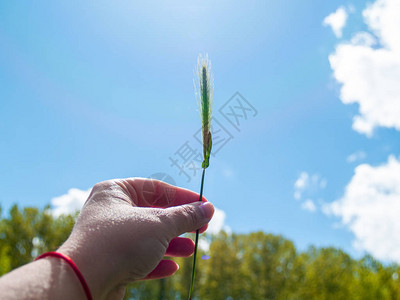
[58,178,214,300]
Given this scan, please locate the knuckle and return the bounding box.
[181,204,199,227]
[88,180,117,205]
[93,180,114,191]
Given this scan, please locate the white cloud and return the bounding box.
[294,172,309,191]
[302,199,317,212]
[324,156,400,262]
[347,151,367,163]
[364,0,400,52]
[329,0,400,136]
[207,207,230,234]
[198,206,230,252]
[294,172,327,201]
[198,238,211,252]
[51,188,91,217]
[294,172,326,213]
[319,178,327,189]
[350,32,377,47]
[323,6,348,38]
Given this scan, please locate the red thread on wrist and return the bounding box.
[35,251,93,300]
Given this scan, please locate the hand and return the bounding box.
[58,178,214,300]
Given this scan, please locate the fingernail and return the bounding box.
[200,202,214,219]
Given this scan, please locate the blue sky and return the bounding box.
[2,0,400,262]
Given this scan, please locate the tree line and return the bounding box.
[1,205,399,299]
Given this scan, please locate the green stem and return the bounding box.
[188,168,206,300]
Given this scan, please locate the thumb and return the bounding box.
[164,202,214,236]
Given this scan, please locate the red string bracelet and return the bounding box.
[35,251,93,300]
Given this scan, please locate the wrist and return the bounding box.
[58,236,123,299]
[36,255,88,300]
[0,254,87,300]
[35,252,92,300]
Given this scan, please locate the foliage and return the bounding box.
[0,204,75,275]
[1,205,400,299]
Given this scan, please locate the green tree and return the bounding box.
[125,278,176,300]
[200,232,243,300]
[173,244,206,300]
[240,232,297,300]
[2,205,400,300]
[295,247,357,300]
[0,204,75,275]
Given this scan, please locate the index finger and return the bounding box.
[120,178,207,208]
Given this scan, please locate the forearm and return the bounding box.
[0,258,85,300]
[0,245,127,300]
